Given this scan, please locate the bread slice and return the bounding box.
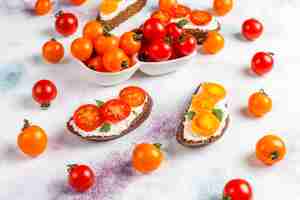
[176,84,230,148]
[67,94,153,142]
[97,0,147,30]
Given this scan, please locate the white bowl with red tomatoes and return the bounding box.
[137,18,198,76]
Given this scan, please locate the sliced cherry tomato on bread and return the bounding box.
[191,110,220,137]
[73,104,103,132]
[202,82,226,101]
[170,4,191,18]
[191,94,217,113]
[99,99,131,123]
[190,10,212,26]
[119,86,147,107]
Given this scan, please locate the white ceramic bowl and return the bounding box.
[75,59,140,86]
[138,51,197,76]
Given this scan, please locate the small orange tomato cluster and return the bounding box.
[70,22,141,73]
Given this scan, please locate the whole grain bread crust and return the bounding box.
[67,94,153,142]
[97,0,147,30]
[176,84,229,148]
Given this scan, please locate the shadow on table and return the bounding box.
[0,143,30,166]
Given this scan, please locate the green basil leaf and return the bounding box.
[212,108,224,122]
[95,100,104,107]
[185,111,196,120]
[99,123,111,132]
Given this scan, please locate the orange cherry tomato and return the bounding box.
[256,135,286,165]
[83,20,103,41]
[69,0,86,6]
[202,31,224,54]
[170,4,191,18]
[159,0,177,13]
[213,0,233,16]
[73,104,104,132]
[190,10,212,26]
[17,120,48,157]
[120,32,142,56]
[99,99,131,123]
[35,0,52,16]
[191,110,220,137]
[42,39,64,64]
[132,143,164,173]
[99,0,119,15]
[102,49,130,72]
[248,90,272,117]
[119,86,147,107]
[151,10,171,25]
[202,82,227,101]
[71,37,93,61]
[86,56,107,72]
[191,94,217,113]
[94,34,119,56]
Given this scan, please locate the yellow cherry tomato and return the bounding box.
[83,20,104,41]
[213,0,233,16]
[202,31,224,54]
[191,110,220,137]
[191,94,217,113]
[248,90,272,117]
[202,82,226,101]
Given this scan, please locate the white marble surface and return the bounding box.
[1,0,300,199]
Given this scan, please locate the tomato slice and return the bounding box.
[119,86,147,107]
[170,4,191,18]
[99,99,131,123]
[73,104,103,132]
[190,10,212,26]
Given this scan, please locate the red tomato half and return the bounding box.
[73,104,103,132]
[119,86,147,107]
[99,99,131,123]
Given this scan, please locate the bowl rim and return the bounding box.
[76,56,140,76]
[137,50,197,65]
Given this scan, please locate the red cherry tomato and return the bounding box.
[251,52,274,76]
[242,18,263,41]
[170,4,191,18]
[73,104,103,132]
[32,80,57,109]
[174,34,197,56]
[119,86,147,107]
[166,22,184,40]
[55,11,78,36]
[148,40,172,61]
[68,164,95,192]
[99,99,131,123]
[143,18,166,41]
[223,179,253,200]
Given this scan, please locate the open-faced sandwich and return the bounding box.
[97,0,147,30]
[67,86,152,141]
[176,82,229,148]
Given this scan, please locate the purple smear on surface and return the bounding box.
[50,113,181,200]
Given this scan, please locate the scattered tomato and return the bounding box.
[174,33,197,56]
[242,18,263,41]
[83,20,103,41]
[159,0,177,13]
[94,34,119,55]
[256,135,286,165]
[251,52,274,76]
[73,104,103,132]
[17,119,48,157]
[55,11,78,36]
[119,86,147,107]
[102,48,130,72]
[99,99,131,123]
[165,20,187,40]
[170,4,191,18]
[120,31,142,56]
[71,37,93,61]
[42,38,64,64]
[143,18,166,41]
[148,40,172,61]
[190,10,212,26]
[132,143,164,173]
[223,179,253,200]
[69,0,86,6]
[86,56,106,72]
[202,31,224,54]
[151,10,171,25]
[32,79,57,109]
[213,0,233,16]
[35,0,52,16]
[68,164,95,192]
[248,89,272,117]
